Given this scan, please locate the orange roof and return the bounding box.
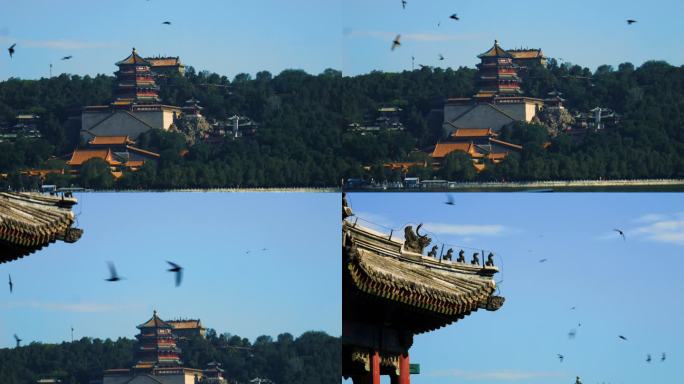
[126,146,161,159]
[146,58,181,67]
[137,311,172,329]
[89,136,134,146]
[116,48,150,66]
[168,320,204,329]
[450,128,495,138]
[384,162,424,170]
[478,40,512,58]
[489,138,523,150]
[67,149,120,166]
[509,49,543,59]
[431,142,474,159]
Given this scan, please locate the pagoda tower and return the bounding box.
[113,48,160,105]
[133,310,183,372]
[475,40,522,98]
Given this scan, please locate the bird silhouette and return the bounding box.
[8,43,16,58]
[627,19,637,25]
[105,262,123,282]
[557,354,564,362]
[162,21,171,25]
[261,248,268,251]
[449,13,459,21]
[613,229,626,241]
[166,261,183,287]
[568,329,577,339]
[437,21,441,27]
[8,274,12,293]
[61,55,72,60]
[401,0,406,9]
[445,194,455,205]
[391,35,401,51]
[661,352,666,362]
[538,258,547,263]
[438,54,444,61]
[418,64,431,69]
[646,354,652,363]
[14,334,22,347]
[570,306,576,310]
[618,335,627,341]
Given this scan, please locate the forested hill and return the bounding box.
[1,60,684,187]
[340,60,684,181]
[0,330,339,384]
[0,67,348,189]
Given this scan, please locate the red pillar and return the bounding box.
[371,350,381,384]
[398,353,410,384]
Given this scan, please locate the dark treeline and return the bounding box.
[1,59,684,187]
[0,330,339,384]
[0,67,347,189]
[340,60,684,181]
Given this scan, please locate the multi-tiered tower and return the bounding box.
[133,310,183,372]
[113,48,160,105]
[475,40,522,98]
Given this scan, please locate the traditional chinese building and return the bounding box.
[342,203,504,383]
[168,319,207,339]
[81,48,182,141]
[103,311,206,384]
[0,192,83,264]
[509,48,547,69]
[145,56,186,77]
[443,40,544,135]
[430,128,522,170]
[66,135,160,178]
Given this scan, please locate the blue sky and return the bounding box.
[0,192,341,348]
[3,1,682,81]
[345,192,684,384]
[0,0,342,80]
[343,0,684,75]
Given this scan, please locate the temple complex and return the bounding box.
[167,318,207,339]
[342,201,504,383]
[430,128,522,170]
[145,56,186,77]
[81,48,182,141]
[66,135,160,178]
[103,311,224,384]
[0,192,83,263]
[443,40,544,135]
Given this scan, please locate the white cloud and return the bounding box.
[1,301,140,313]
[429,369,566,381]
[423,222,506,236]
[631,215,684,245]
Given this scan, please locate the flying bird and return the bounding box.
[8,274,12,293]
[391,35,401,51]
[8,43,16,58]
[401,0,406,9]
[166,261,183,287]
[437,21,441,27]
[538,258,547,263]
[162,21,171,25]
[438,54,444,61]
[613,229,626,241]
[557,354,564,362]
[627,19,637,25]
[61,55,73,60]
[14,334,22,347]
[661,353,666,362]
[568,329,577,339]
[445,194,455,205]
[618,335,627,341]
[646,354,652,363]
[105,262,123,282]
[449,13,459,21]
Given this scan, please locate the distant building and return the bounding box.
[67,135,160,177]
[81,48,182,141]
[145,56,186,77]
[349,106,405,135]
[443,40,544,135]
[0,114,42,142]
[103,311,222,384]
[430,128,521,171]
[509,48,547,68]
[168,319,207,339]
